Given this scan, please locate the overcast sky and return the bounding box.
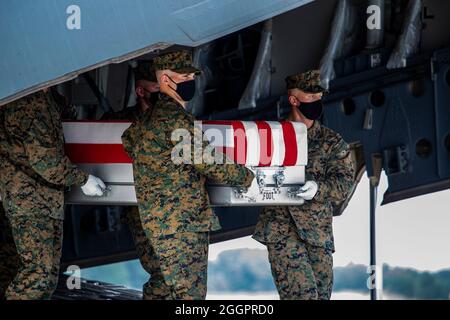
[210,173,450,272]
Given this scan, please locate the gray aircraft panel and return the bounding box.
[0,0,313,106]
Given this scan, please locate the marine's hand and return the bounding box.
[296,181,318,201]
[81,175,107,197]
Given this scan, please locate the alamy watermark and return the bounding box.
[367,5,382,30]
[170,121,275,165]
[66,265,81,290]
[64,5,382,32]
[66,5,81,30]
[367,265,383,291]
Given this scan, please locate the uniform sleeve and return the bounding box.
[170,118,254,188]
[122,126,138,160]
[21,112,88,187]
[194,124,254,187]
[312,138,355,204]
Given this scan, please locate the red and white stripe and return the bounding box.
[63,120,307,168]
[63,121,133,164]
[201,121,307,167]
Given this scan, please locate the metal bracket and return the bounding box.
[273,170,285,188]
[256,170,266,187]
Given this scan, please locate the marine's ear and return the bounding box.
[288,95,299,107]
[135,86,145,98]
[159,73,172,85]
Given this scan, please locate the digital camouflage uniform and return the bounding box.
[104,108,169,299]
[122,50,254,300]
[0,90,88,300]
[285,69,326,93]
[102,60,171,299]
[253,70,355,300]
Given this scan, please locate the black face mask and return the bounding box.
[297,99,323,120]
[168,76,196,102]
[143,88,159,106]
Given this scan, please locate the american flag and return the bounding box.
[63,120,307,168]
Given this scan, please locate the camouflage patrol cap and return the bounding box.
[285,69,325,93]
[134,60,157,82]
[153,50,201,75]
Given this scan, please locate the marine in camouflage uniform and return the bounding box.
[102,60,159,121]
[0,90,89,300]
[253,70,355,300]
[102,61,170,299]
[122,51,254,300]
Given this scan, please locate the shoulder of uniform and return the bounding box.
[156,99,191,121]
[318,124,351,160]
[2,94,49,137]
[320,123,339,137]
[320,124,346,144]
[4,94,42,121]
[155,99,179,113]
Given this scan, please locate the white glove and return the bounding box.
[296,181,318,201]
[81,175,107,197]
